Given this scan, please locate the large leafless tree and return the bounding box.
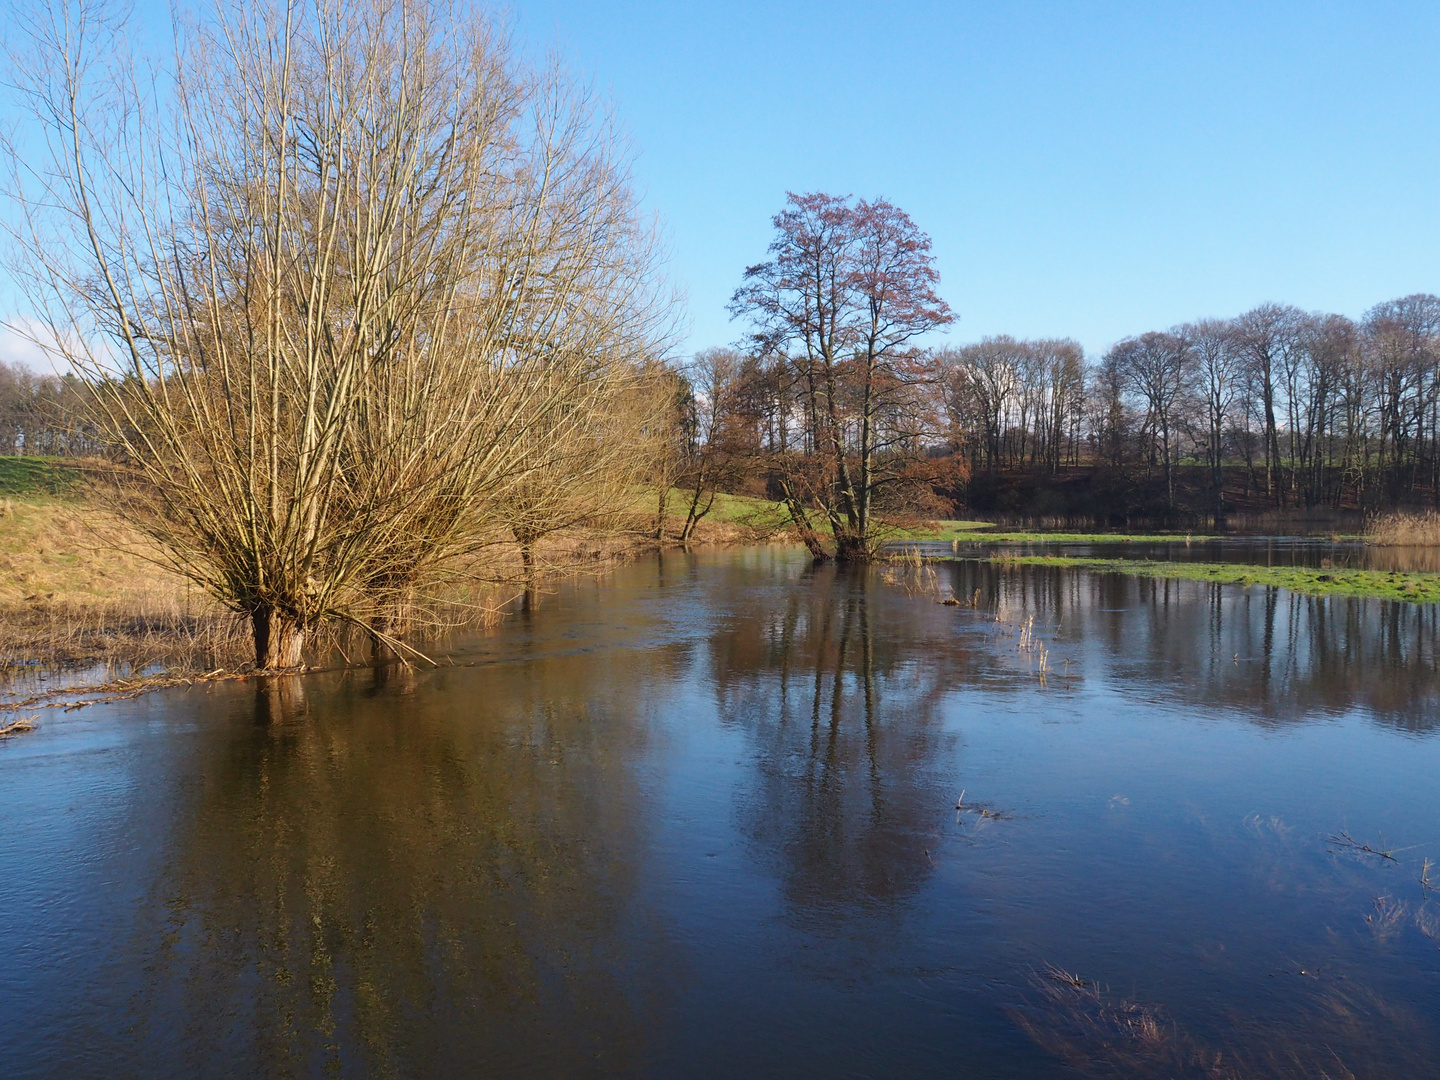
[731,192,953,560]
[5,0,672,667]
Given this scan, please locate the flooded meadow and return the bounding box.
[3,548,1440,1078]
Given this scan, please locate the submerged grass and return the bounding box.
[1009,962,1426,1079]
[960,553,1440,604]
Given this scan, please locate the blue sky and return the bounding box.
[4,1,1438,368]
[509,0,1440,359]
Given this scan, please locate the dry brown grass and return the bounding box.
[1365,509,1440,546]
[0,495,765,688]
[0,497,166,607]
[0,498,251,675]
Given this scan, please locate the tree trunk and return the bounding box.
[833,530,870,563]
[778,481,831,562]
[655,483,669,542]
[369,611,402,664]
[253,607,306,670]
[681,484,707,543]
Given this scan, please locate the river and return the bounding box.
[3,547,1439,1077]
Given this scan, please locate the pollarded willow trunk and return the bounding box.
[511,523,541,590]
[833,529,872,564]
[252,607,307,670]
[518,543,540,604]
[513,538,540,615]
[369,614,397,665]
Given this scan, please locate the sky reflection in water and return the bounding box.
[2,548,1439,1078]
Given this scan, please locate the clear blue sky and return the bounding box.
[510,0,1440,359]
[4,1,1437,369]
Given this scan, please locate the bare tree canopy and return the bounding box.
[730,192,954,561]
[3,0,673,667]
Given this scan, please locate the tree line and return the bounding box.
[669,198,1440,552]
[0,360,102,456]
[945,298,1440,514]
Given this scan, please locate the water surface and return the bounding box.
[3,548,1440,1078]
[924,535,1440,572]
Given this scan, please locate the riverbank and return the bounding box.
[900,519,1375,544]
[0,481,784,683]
[6,458,1437,689]
[0,497,236,674]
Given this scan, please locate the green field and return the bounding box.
[898,521,1242,544]
[680,489,789,525]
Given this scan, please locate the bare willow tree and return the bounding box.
[4,0,671,668]
[499,361,669,586]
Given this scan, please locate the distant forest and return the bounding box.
[0,362,100,458]
[679,292,1440,530]
[942,297,1440,519]
[10,292,1440,525]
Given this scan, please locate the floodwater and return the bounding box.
[924,535,1440,572]
[3,549,1440,1078]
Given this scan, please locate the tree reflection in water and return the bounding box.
[9,549,1440,1078]
[705,565,965,917]
[941,560,1440,729]
[131,655,665,1078]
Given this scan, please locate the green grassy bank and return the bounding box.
[0,456,82,497]
[897,521,1234,543]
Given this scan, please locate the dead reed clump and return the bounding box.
[1416,904,1440,944]
[1366,509,1440,546]
[1327,830,1398,862]
[0,715,37,738]
[0,599,252,676]
[954,793,1011,823]
[1008,964,1402,1079]
[879,551,941,600]
[1364,895,1408,942]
